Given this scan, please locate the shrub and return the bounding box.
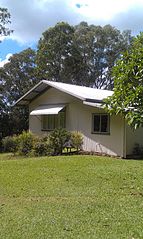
[33,136,53,156]
[0,139,2,153]
[2,135,19,153]
[18,131,35,156]
[34,141,48,156]
[71,131,83,151]
[1,129,83,157]
[0,133,3,152]
[49,128,71,155]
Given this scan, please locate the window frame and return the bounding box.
[92,113,110,135]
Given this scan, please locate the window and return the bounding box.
[42,110,65,131]
[92,114,110,134]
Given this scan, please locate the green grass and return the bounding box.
[0,154,143,239]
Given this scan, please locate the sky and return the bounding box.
[0,0,143,66]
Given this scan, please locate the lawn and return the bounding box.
[0,154,143,239]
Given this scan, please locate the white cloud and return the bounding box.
[0,0,143,44]
[0,53,12,67]
[0,0,82,44]
[71,0,143,20]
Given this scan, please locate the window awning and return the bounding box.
[30,105,65,115]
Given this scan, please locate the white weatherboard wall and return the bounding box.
[126,125,143,156]
[29,87,124,157]
[66,101,124,157]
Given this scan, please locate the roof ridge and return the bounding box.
[42,80,113,93]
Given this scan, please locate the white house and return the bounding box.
[15,80,143,158]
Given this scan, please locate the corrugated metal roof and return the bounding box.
[14,80,113,106]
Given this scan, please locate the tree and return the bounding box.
[0,7,13,146]
[0,7,13,108]
[73,23,132,88]
[0,48,38,137]
[36,21,132,88]
[104,33,143,129]
[2,48,37,104]
[36,22,75,83]
[0,7,13,38]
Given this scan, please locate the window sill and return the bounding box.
[91,131,110,135]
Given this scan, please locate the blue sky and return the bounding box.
[0,40,33,59]
[0,0,143,66]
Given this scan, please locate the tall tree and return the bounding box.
[0,7,13,108]
[0,7,13,143]
[2,48,37,104]
[36,22,75,83]
[0,48,37,137]
[104,33,143,129]
[36,22,132,89]
[73,23,132,88]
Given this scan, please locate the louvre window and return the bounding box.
[42,111,66,131]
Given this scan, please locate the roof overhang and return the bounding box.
[14,81,51,106]
[30,104,65,115]
[83,101,103,108]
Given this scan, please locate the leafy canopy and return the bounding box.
[36,22,131,89]
[1,48,37,104]
[0,48,37,137]
[0,7,13,38]
[0,7,13,110]
[104,33,143,129]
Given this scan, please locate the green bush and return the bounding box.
[2,135,19,153]
[0,133,2,152]
[33,136,53,156]
[1,129,83,157]
[71,131,83,151]
[49,128,71,155]
[18,131,35,156]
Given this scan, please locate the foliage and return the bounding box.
[18,131,35,156]
[1,155,143,238]
[0,107,29,138]
[33,136,52,156]
[0,7,13,38]
[73,23,131,89]
[0,7,13,137]
[2,135,18,153]
[1,48,37,104]
[49,128,71,155]
[71,131,83,151]
[33,141,49,156]
[36,21,132,89]
[36,22,75,82]
[2,129,83,156]
[104,33,143,129]
[0,48,37,138]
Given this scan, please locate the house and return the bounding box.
[15,80,143,158]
